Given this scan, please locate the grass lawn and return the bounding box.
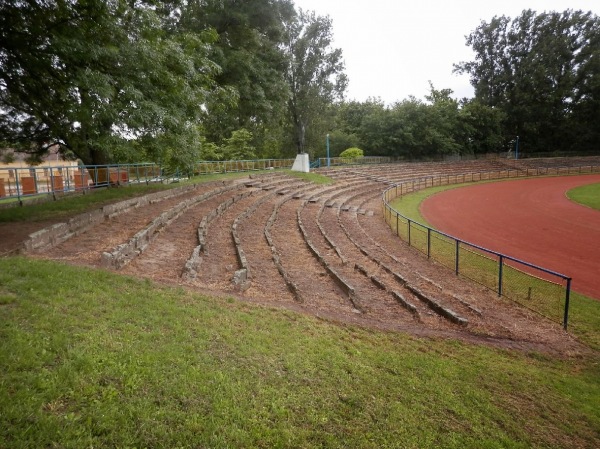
[390,183,600,350]
[567,182,600,210]
[1,257,599,448]
[0,170,288,224]
[1,172,598,447]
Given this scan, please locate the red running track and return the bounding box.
[420,174,600,299]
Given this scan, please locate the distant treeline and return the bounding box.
[1,2,598,169]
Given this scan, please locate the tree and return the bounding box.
[221,128,257,161]
[282,9,347,155]
[323,129,359,157]
[0,0,226,168]
[174,0,294,150]
[455,9,600,154]
[458,100,506,155]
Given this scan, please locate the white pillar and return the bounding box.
[291,153,310,173]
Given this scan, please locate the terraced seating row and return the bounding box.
[22,182,220,252]
[101,183,242,269]
[26,158,593,346]
[182,188,257,280]
[316,186,468,327]
[232,179,308,288]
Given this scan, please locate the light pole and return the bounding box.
[326,133,330,167]
[515,135,520,160]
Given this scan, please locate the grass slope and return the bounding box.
[567,182,600,211]
[1,257,599,448]
[390,184,600,350]
[0,171,297,224]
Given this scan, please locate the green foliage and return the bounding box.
[197,128,257,161]
[283,9,348,155]
[0,257,599,448]
[332,86,508,160]
[454,9,600,154]
[176,0,294,149]
[221,129,257,161]
[458,100,506,154]
[0,1,229,167]
[339,147,364,158]
[1,150,15,164]
[325,130,360,157]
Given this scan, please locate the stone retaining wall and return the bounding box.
[101,183,238,270]
[22,182,230,253]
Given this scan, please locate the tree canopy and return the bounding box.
[282,9,347,155]
[1,4,598,166]
[454,9,600,154]
[0,0,226,167]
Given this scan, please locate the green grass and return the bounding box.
[0,184,173,223]
[0,171,275,223]
[1,257,599,448]
[567,182,600,210]
[389,183,600,350]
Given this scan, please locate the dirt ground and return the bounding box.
[3,166,591,357]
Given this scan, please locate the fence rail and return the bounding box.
[317,156,392,167]
[0,158,300,204]
[382,164,600,329]
[0,163,161,203]
[193,158,295,174]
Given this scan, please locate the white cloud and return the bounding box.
[293,0,599,104]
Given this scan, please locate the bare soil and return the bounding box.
[5,166,591,357]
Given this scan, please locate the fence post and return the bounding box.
[427,228,431,258]
[15,169,22,205]
[408,219,411,246]
[498,255,504,297]
[563,278,572,330]
[66,166,71,193]
[396,212,399,237]
[50,169,56,200]
[455,240,460,275]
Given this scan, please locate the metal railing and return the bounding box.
[382,164,600,329]
[0,158,298,204]
[317,156,392,167]
[0,163,161,204]
[193,158,295,174]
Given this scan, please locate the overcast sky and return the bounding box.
[293,0,599,104]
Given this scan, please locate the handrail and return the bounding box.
[381,164,600,330]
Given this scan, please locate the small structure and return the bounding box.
[291,152,310,173]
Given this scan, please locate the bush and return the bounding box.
[339,147,364,158]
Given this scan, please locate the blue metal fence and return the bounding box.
[0,163,160,204]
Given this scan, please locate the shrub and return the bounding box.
[339,147,364,158]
